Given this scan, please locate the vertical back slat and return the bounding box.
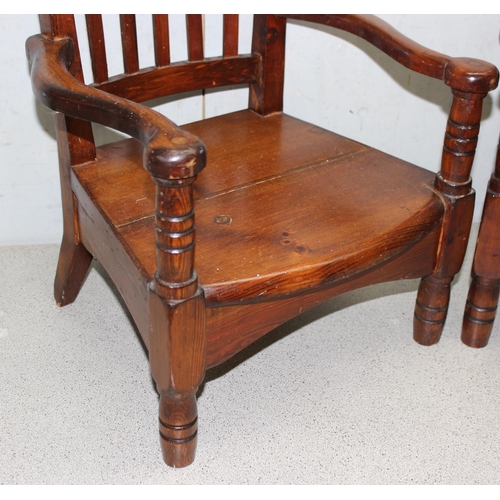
[120,14,139,74]
[153,14,170,67]
[85,15,108,83]
[223,15,239,57]
[186,14,204,61]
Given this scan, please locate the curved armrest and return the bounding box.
[282,14,498,93]
[26,34,206,180]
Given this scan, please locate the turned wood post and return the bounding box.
[414,64,492,345]
[145,132,207,467]
[38,15,95,306]
[249,14,286,116]
[462,137,500,347]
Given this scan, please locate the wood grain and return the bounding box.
[223,15,239,57]
[120,14,139,74]
[85,15,108,83]
[153,15,170,67]
[74,110,444,305]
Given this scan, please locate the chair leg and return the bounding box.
[415,90,487,346]
[54,235,93,307]
[52,113,95,307]
[413,275,452,346]
[461,139,500,347]
[159,392,199,467]
[148,287,207,467]
[462,274,500,347]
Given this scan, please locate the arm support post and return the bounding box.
[414,90,486,345]
[27,33,208,467]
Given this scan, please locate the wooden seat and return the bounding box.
[26,14,498,467]
[75,110,444,305]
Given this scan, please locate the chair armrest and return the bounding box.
[26,34,206,181]
[282,14,498,93]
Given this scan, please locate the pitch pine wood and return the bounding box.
[26,14,499,468]
[463,138,500,347]
[120,15,139,74]
[153,15,170,67]
[85,15,108,83]
[73,110,444,306]
[223,15,239,58]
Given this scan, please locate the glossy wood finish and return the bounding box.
[26,14,498,467]
[223,15,239,58]
[187,14,204,61]
[73,111,444,306]
[120,15,140,74]
[462,137,500,347]
[153,15,170,67]
[249,14,286,115]
[413,91,480,345]
[205,227,442,368]
[85,15,108,83]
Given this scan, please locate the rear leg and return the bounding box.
[52,114,95,306]
[54,233,92,306]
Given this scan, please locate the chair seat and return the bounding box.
[73,109,444,305]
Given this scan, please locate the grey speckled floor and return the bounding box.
[1,224,500,484]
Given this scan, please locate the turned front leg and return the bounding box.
[159,392,199,467]
[414,276,452,346]
[148,175,207,468]
[142,127,207,467]
[414,88,484,345]
[149,287,206,467]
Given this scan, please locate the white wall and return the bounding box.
[1,14,499,246]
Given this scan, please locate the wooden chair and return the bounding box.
[26,14,498,467]
[462,135,500,348]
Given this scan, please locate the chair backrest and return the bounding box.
[39,15,286,109]
[37,14,499,179]
[38,14,287,165]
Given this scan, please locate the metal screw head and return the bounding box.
[214,215,232,225]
